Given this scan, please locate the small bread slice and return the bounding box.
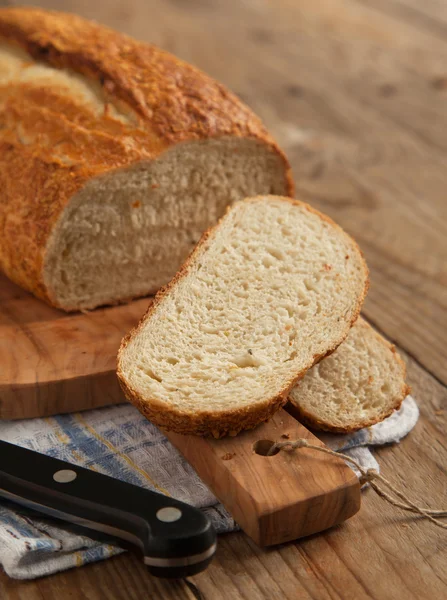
[288,318,409,433]
[117,196,368,437]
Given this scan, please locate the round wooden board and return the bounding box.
[0,274,151,419]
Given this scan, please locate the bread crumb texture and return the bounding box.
[289,318,408,432]
[118,196,369,437]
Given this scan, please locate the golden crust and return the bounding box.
[288,323,409,434]
[117,196,369,437]
[0,8,275,143]
[0,142,88,304]
[291,384,409,434]
[0,7,293,308]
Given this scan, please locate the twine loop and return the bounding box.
[359,468,378,486]
[266,438,447,530]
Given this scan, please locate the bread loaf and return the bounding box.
[117,196,369,437]
[288,318,409,432]
[0,7,292,311]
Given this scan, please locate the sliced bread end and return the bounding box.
[288,318,409,433]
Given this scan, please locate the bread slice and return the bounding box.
[117,196,368,437]
[288,318,409,433]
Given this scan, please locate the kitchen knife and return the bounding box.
[0,441,216,578]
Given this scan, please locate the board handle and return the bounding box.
[165,409,361,546]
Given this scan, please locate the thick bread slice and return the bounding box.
[288,318,409,433]
[0,7,292,311]
[117,196,369,437]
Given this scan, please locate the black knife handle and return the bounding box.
[0,441,216,578]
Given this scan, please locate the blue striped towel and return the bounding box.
[0,396,418,579]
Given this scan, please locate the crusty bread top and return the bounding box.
[0,7,290,157]
[117,196,369,437]
[289,318,409,433]
[0,7,292,306]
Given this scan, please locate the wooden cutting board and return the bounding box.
[0,274,146,419]
[0,274,361,545]
[166,412,360,546]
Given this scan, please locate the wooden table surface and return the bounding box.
[1,0,446,598]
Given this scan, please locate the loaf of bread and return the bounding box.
[288,318,409,432]
[117,196,369,437]
[0,7,292,311]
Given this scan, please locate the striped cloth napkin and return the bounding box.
[0,396,418,579]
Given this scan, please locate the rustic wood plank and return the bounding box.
[1,0,446,598]
[357,0,447,39]
[0,553,194,600]
[0,577,45,600]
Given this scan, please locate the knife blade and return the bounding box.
[0,440,216,578]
